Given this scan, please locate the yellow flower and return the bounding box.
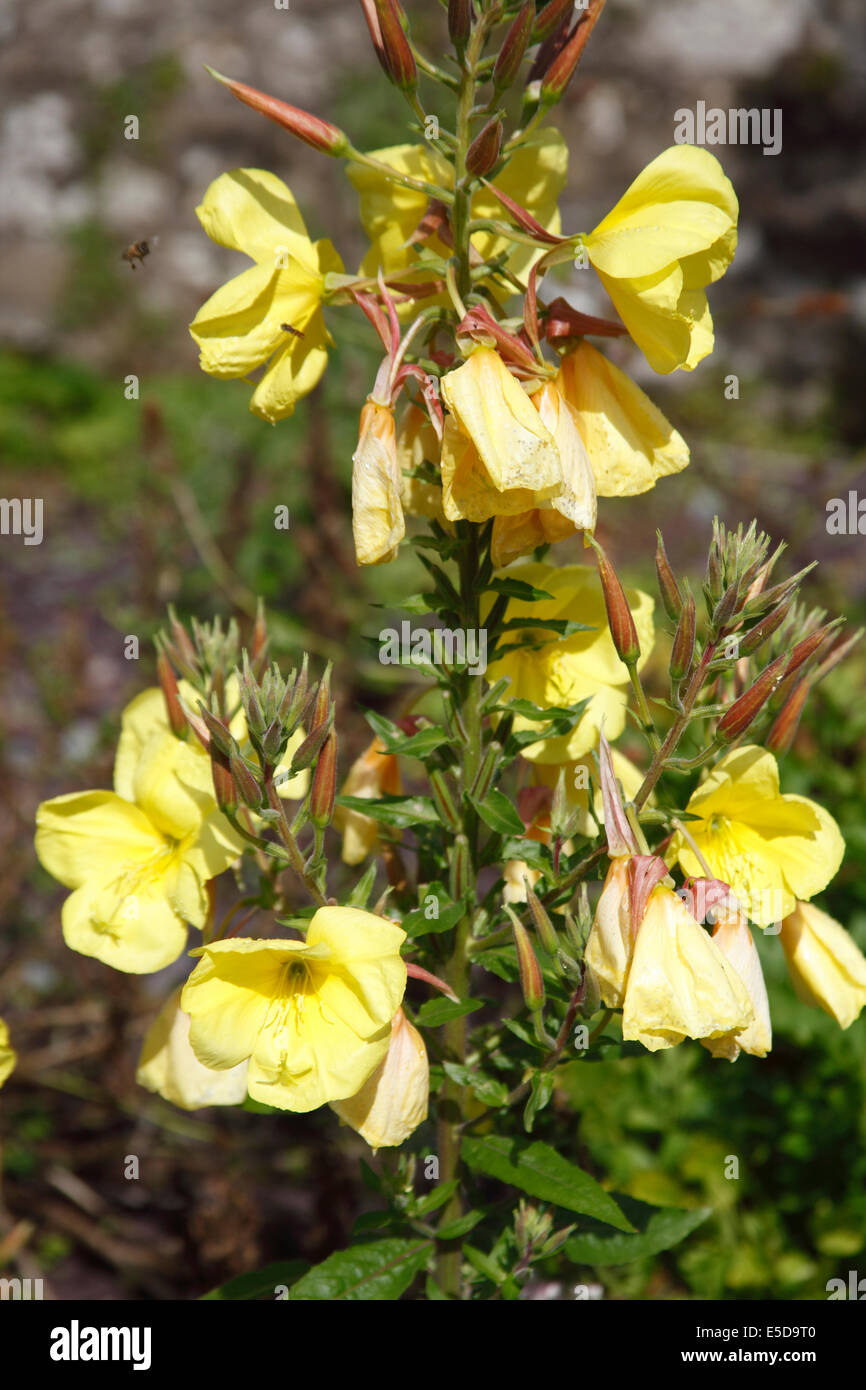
[555,341,689,496]
[0,1018,16,1088]
[396,403,448,526]
[352,399,405,565]
[331,1007,428,1150]
[347,129,567,295]
[585,856,634,1008]
[440,348,563,522]
[668,746,845,926]
[486,562,655,762]
[181,907,407,1112]
[622,885,754,1052]
[583,145,738,373]
[333,735,401,865]
[490,380,596,568]
[189,169,344,423]
[35,692,244,973]
[703,904,772,1060]
[780,901,866,1029]
[136,985,249,1110]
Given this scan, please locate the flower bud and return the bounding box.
[765,678,810,756]
[737,598,792,658]
[711,578,740,632]
[655,531,683,621]
[466,116,503,178]
[331,1008,429,1150]
[210,744,237,815]
[786,620,841,680]
[539,0,605,104]
[429,768,461,831]
[373,0,417,92]
[470,740,502,804]
[157,652,188,739]
[449,833,472,902]
[509,911,546,1012]
[593,541,640,666]
[716,654,788,741]
[532,0,573,43]
[229,750,262,810]
[359,0,390,73]
[526,883,559,957]
[205,68,348,155]
[669,592,696,682]
[198,703,235,757]
[448,0,472,55]
[310,730,337,828]
[493,3,536,91]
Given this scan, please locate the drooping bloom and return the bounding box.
[347,128,567,294]
[583,145,738,373]
[622,884,754,1052]
[331,1007,428,1150]
[181,908,407,1112]
[136,985,249,1110]
[189,169,344,422]
[352,398,405,565]
[35,692,244,974]
[333,735,401,865]
[702,900,772,1061]
[396,402,448,525]
[439,348,563,522]
[555,341,689,496]
[779,901,866,1029]
[486,562,655,762]
[490,380,596,568]
[668,746,845,926]
[0,1018,16,1088]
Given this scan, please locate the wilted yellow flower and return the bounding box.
[585,856,634,1008]
[622,885,754,1052]
[352,398,405,566]
[347,129,567,295]
[583,145,738,373]
[189,169,344,422]
[0,1018,16,1088]
[396,403,447,525]
[703,903,772,1060]
[333,735,401,865]
[555,341,689,496]
[780,901,866,1029]
[490,380,596,567]
[35,692,244,974]
[331,1007,428,1150]
[181,907,407,1112]
[486,562,655,762]
[668,746,845,926]
[440,348,563,522]
[136,985,249,1110]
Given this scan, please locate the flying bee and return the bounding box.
[280,323,305,338]
[121,235,159,270]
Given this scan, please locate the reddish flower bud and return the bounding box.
[544,297,627,341]
[209,745,237,815]
[655,530,683,621]
[466,116,503,177]
[251,599,268,674]
[205,68,348,155]
[373,0,417,92]
[540,0,606,103]
[717,654,788,741]
[229,751,262,810]
[736,598,793,658]
[310,730,338,828]
[594,541,640,666]
[157,652,188,739]
[532,0,574,43]
[448,0,472,55]
[526,883,559,957]
[510,912,546,1012]
[310,664,333,733]
[359,0,390,74]
[669,593,696,682]
[493,2,536,91]
[785,620,841,680]
[765,679,811,756]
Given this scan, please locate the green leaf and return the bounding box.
[336,793,441,829]
[371,592,436,614]
[462,1136,634,1232]
[414,1180,460,1218]
[468,786,524,836]
[287,1238,432,1301]
[442,1061,509,1108]
[363,710,452,759]
[201,1260,309,1301]
[401,898,466,937]
[564,1199,712,1266]
[414,996,485,1027]
[487,577,554,602]
[463,1243,505,1286]
[345,862,378,909]
[524,1071,555,1133]
[495,837,551,870]
[499,617,595,636]
[437,1209,486,1241]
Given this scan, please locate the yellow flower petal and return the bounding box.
[352,400,405,565]
[780,901,866,1030]
[0,1018,17,1089]
[331,1008,428,1150]
[35,791,165,890]
[62,872,190,974]
[195,168,317,265]
[137,986,249,1110]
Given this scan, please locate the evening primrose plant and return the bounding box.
[34,0,865,1301]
